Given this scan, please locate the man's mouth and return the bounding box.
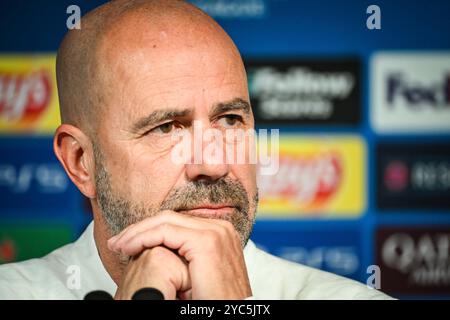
[176,204,237,217]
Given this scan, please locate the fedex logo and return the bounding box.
[371,52,450,133]
[387,73,450,108]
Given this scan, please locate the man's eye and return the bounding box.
[219,114,243,127]
[151,122,177,134]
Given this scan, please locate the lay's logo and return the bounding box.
[0,55,60,134]
[0,70,51,122]
[262,152,343,208]
[257,135,366,217]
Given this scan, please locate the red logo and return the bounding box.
[259,152,342,207]
[0,239,16,263]
[384,161,409,192]
[0,70,52,124]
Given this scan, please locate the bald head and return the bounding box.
[56,0,244,137]
[54,0,257,266]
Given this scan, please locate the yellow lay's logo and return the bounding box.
[257,135,366,217]
[0,54,60,134]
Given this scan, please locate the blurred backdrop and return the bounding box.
[1,0,450,299]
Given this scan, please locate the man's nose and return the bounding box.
[185,162,229,182]
[184,124,230,182]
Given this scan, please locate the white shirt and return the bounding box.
[0,222,392,300]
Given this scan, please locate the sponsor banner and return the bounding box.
[371,52,450,133]
[377,143,450,210]
[0,54,60,134]
[257,135,366,217]
[0,224,72,264]
[190,0,267,19]
[251,226,362,280]
[246,58,361,126]
[376,226,450,295]
[0,138,76,214]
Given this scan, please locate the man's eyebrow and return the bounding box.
[130,98,250,133]
[131,109,191,133]
[209,98,251,117]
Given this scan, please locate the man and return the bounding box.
[0,0,391,300]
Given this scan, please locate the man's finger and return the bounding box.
[108,211,234,251]
[111,223,204,257]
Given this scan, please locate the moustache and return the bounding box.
[159,177,249,215]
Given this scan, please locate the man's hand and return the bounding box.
[108,211,252,300]
[114,246,191,300]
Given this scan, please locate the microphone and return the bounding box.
[132,287,165,300]
[84,290,114,300]
[83,288,164,300]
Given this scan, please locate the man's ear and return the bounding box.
[53,124,97,199]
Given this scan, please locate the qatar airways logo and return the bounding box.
[170,121,279,176]
[380,230,450,288]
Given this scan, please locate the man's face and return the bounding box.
[92,26,258,247]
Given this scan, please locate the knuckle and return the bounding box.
[202,230,221,250]
[159,210,175,219]
[216,224,229,238]
[216,220,235,239]
[222,220,235,233]
[159,210,171,217]
[222,219,233,228]
[159,222,171,234]
[150,246,168,257]
[231,228,242,244]
[143,246,170,262]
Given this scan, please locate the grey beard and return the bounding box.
[93,143,258,248]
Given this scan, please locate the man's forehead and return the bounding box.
[96,6,234,69]
[89,4,248,133]
[93,1,244,84]
[100,36,243,83]
[94,40,249,134]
